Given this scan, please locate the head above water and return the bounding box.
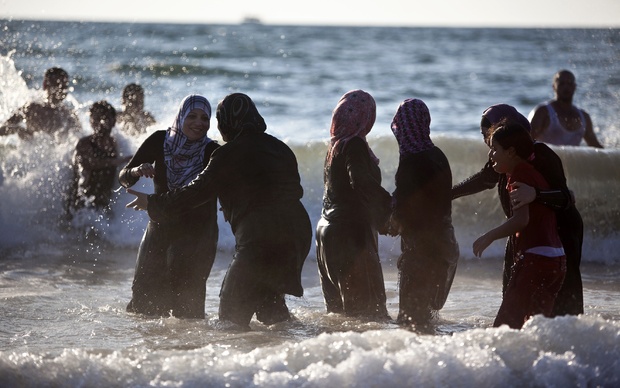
[43,67,69,105]
[216,93,266,142]
[480,104,531,141]
[90,100,117,136]
[121,83,145,111]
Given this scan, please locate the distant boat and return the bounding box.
[242,17,262,25]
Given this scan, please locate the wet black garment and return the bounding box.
[147,131,311,328]
[119,130,219,318]
[393,147,459,324]
[316,137,391,318]
[451,142,583,315]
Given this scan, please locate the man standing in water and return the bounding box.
[0,67,82,139]
[529,69,603,148]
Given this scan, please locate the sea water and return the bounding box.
[0,20,619,387]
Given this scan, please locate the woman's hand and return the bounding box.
[131,163,155,178]
[509,181,536,210]
[126,188,148,211]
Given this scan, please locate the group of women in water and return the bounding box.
[120,89,582,331]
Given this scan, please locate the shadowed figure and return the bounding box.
[389,98,459,325]
[1,67,82,139]
[119,94,219,319]
[315,90,392,319]
[126,93,311,329]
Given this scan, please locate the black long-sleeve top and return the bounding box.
[118,130,219,222]
[452,142,573,216]
[321,137,391,230]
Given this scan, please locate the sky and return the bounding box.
[1,0,619,28]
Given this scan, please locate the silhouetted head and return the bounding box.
[122,83,145,112]
[43,67,69,105]
[480,104,531,143]
[90,100,117,136]
[216,93,266,142]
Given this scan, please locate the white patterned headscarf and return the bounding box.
[163,94,212,190]
[390,98,435,158]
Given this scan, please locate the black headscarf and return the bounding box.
[216,93,266,141]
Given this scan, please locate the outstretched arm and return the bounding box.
[126,188,148,210]
[510,181,574,211]
[451,160,499,200]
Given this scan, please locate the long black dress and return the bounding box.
[119,130,219,318]
[393,147,459,324]
[147,131,312,328]
[316,137,392,318]
[452,141,583,316]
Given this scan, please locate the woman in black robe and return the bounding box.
[126,93,312,330]
[119,95,219,318]
[390,98,459,325]
[315,90,392,319]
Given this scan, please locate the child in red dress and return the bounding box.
[473,120,566,329]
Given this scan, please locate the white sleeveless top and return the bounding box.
[535,101,585,146]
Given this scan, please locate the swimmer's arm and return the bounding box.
[582,111,603,148]
[0,112,26,136]
[529,106,549,141]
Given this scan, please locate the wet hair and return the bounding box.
[44,67,69,90]
[45,67,68,80]
[488,119,534,160]
[90,100,117,132]
[122,83,144,100]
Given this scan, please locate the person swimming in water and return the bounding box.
[116,83,156,136]
[0,67,82,140]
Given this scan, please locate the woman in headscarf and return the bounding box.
[119,94,219,318]
[390,98,459,325]
[451,103,583,317]
[125,93,312,330]
[315,90,392,319]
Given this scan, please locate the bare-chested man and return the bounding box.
[0,67,82,139]
[116,83,156,136]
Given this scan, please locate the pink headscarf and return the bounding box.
[390,98,434,157]
[327,90,378,166]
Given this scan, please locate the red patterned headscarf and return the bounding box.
[390,98,434,157]
[327,89,378,166]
